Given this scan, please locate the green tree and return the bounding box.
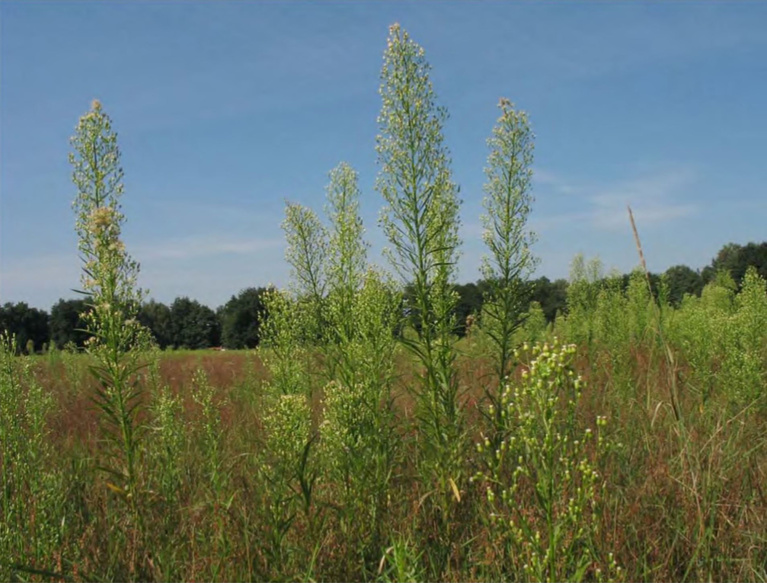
[49,298,90,348]
[220,287,269,349]
[703,241,767,287]
[738,242,767,281]
[0,302,49,353]
[664,265,703,307]
[530,276,569,323]
[703,242,743,285]
[453,282,485,337]
[138,299,173,349]
[169,297,220,349]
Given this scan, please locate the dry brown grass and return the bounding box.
[9,343,766,582]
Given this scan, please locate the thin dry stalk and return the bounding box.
[628,205,681,423]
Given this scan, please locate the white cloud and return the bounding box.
[588,169,698,230]
[533,169,579,195]
[133,235,283,261]
[533,167,698,233]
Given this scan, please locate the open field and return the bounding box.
[3,272,767,582]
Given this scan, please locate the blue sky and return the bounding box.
[2,2,766,310]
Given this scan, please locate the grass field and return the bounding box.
[3,268,767,582]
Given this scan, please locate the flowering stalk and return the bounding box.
[256,202,329,571]
[473,340,620,582]
[321,162,400,563]
[283,202,328,345]
[325,162,367,348]
[377,21,463,479]
[481,99,537,377]
[376,24,464,577]
[480,98,537,436]
[70,100,149,518]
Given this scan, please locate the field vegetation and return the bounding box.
[2,23,767,583]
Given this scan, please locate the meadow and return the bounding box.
[3,267,767,582]
[3,22,767,583]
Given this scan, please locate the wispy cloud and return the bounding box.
[134,235,283,262]
[533,169,579,195]
[589,169,698,230]
[0,235,287,308]
[0,254,81,307]
[532,167,698,233]
[463,167,697,242]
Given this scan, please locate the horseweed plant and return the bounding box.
[564,254,605,348]
[591,273,634,395]
[259,392,316,574]
[148,376,185,511]
[0,334,64,581]
[473,340,620,582]
[511,300,550,349]
[259,289,312,397]
[319,271,400,569]
[667,269,767,410]
[282,202,329,346]
[376,25,464,543]
[260,201,329,396]
[324,162,367,352]
[318,162,400,567]
[257,292,317,575]
[70,100,151,552]
[255,201,332,572]
[479,97,538,439]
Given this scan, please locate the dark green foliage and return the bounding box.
[702,242,767,287]
[9,240,766,354]
[453,281,491,337]
[620,271,663,301]
[220,287,269,349]
[452,277,566,332]
[49,298,90,349]
[170,297,221,349]
[0,302,49,353]
[664,265,704,307]
[529,276,569,323]
[138,300,173,349]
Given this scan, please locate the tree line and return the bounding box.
[451,240,767,333]
[3,240,766,354]
[0,287,269,353]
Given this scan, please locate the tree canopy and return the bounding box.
[220,287,269,349]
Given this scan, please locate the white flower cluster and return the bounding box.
[473,339,619,581]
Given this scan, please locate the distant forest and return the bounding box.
[3,241,766,353]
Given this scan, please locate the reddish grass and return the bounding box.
[14,343,767,582]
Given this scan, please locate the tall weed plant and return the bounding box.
[319,163,400,572]
[70,99,152,578]
[376,23,465,577]
[473,340,620,582]
[0,334,65,581]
